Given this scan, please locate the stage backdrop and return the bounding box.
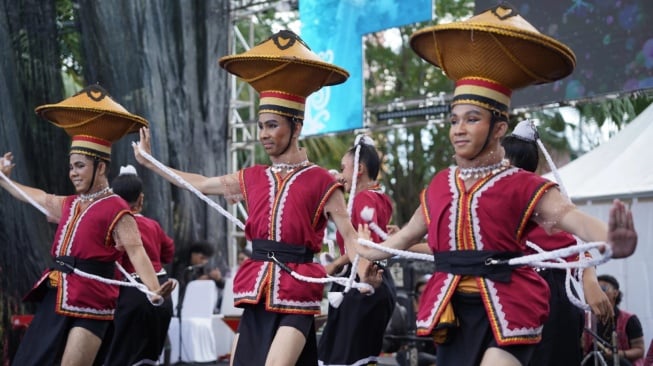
[476,0,653,108]
[299,0,432,136]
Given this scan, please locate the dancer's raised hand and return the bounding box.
[607,199,637,258]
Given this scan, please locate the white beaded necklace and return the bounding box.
[79,186,112,202]
[270,160,309,174]
[457,159,509,180]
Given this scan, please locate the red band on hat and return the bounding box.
[259,90,306,119]
[70,134,112,161]
[455,78,512,98]
[72,135,112,148]
[260,91,306,104]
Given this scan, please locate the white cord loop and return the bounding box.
[55,258,164,306]
[358,238,433,261]
[133,142,245,230]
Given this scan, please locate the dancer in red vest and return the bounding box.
[318,135,397,365]
[0,85,174,366]
[134,30,375,366]
[103,165,175,366]
[353,4,637,366]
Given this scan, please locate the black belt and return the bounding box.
[53,256,115,279]
[434,250,521,283]
[251,239,314,273]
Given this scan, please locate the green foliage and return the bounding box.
[56,0,84,88]
[520,91,653,161]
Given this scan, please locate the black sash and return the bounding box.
[251,239,314,263]
[251,239,314,274]
[53,255,115,279]
[433,250,521,283]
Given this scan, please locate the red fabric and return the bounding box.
[616,310,645,366]
[416,167,555,346]
[26,195,131,320]
[118,214,174,274]
[336,187,393,254]
[234,164,341,314]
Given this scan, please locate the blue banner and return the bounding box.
[300,0,432,136]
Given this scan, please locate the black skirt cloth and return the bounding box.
[436,291,536,366]
[317,269,396,366]
[529,269,584,366]
[233,299,318,366]
[102,274,174,366]
[11,285,111,366]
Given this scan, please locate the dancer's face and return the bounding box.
[258,113,294,157]
[68,154,98,193]
[338,153,355,191]
[448,104,493,160]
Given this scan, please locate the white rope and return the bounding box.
[358,238,433,261]
[537,138,569,199]
[324,238,336,258]
[342,138,363,297]
[358,238,612,270]
[58,259,164,306]
[566,265,589,310]
[531,121,591,309]
[114,261,164,306]
[501,241,612,268]
[0,170,51,216]
[525,241,589,310]
[360,206,389,241]
[278,263,372,292]
[133,142,245,230]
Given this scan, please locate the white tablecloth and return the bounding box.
[165,314,235,363]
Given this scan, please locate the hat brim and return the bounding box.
[410,23,576,90]
[219,55,349,96]
[35,105,148,141]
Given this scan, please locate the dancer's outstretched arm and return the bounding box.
[536,189,637,258]
[133,127,241,197]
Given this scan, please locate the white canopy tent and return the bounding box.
[544,103,653,352]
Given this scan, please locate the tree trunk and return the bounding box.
[0,0,70,361]
[76,0,231,267]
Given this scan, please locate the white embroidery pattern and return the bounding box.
[59,196,117,316]
[273,165,314,241]
[233,262,270,301]
[416,273,455,329]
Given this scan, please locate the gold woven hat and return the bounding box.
[35,84,148,161]
[218,30,349,120]
[410,3,576,117]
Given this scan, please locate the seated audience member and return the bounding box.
[583,275,645,366]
